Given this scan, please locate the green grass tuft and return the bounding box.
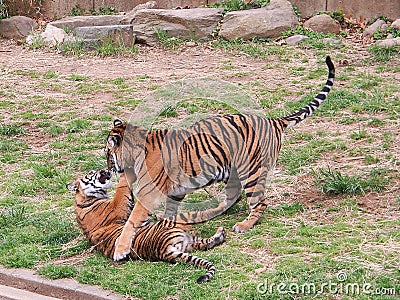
[0,123,26,136]
[38,264,78,279]
[94,36,137,57]
[314,168,391,195]
[368,45,400,61]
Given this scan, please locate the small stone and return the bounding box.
[303,14,341,34]
[391,19,400,30]
[255,266,268,274]
[284,34,309,45]
[185,41,196,47]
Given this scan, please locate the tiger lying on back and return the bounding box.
[68,169,226,283]
[106,56,335,261]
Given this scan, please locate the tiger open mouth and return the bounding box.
[98,169,111,184]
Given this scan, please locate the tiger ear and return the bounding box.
[114,119,123,127]
[66,182,78,192]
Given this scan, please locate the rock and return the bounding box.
[73,25,134,47]
[45,2,158,30]
[284,34,309,45]
[0,16,37,41]
[26,24,76,48]
[219,0,298,40]
[392,19,400,30]
[362,19,386,39]
[27,23,135,49]
[38,24,68,47]
[25,25,62,47]
[132,8,223,46]
[185,41,197,47]
[375,37,400,47]
[381,23,388,32]
[120,1,158,24]
[303,14,341,34]
[50,15,124,31]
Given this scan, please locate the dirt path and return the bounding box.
[0,40,262,80]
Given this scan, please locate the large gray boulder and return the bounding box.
[73,25,134,47]
[303,14,341,34]
[132,8,223,46]
[49,1,158,30]
[0,16,37,41]
[50,15,124,31]
[219,0,298,41]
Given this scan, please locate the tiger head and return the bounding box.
[105,119,126,173]
[67,169,113,202]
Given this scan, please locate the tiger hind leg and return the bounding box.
[191,227,226,251]
[169,168,242,225]
[233,169,269,233]
[166,248,217,284]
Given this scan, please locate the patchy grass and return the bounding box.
[314,168,391,195]
[212,38,287,58]
[368,45,400,62]
[0,35,399,300]
[155,28,185,49]
[0,123,26,136]
[94,36,137,57]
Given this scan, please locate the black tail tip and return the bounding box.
[325,56,334,70]
[197,275,210,284]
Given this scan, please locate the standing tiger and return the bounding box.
[68,169,226,283]
[106,56,335,261]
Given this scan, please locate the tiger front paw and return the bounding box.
[232,221,252,233]
[113,236,132,261]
